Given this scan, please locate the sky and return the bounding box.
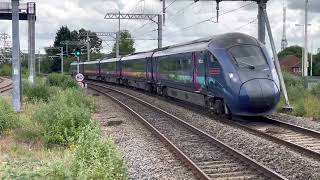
[0,0,319,55]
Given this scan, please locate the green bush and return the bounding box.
[35,89,94,145]
[0,98,19,133]
[304,95,320,119]
[0,64,12,76]
[47,73,78,89]
[311,84,320,98]
[54,88,95,113]
[70,125,127,179]
[283,72,305,87]
[23,80,52,102]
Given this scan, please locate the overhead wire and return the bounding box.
[131,0,179,37]
[122,0,144,31]
[233,18,258,31]
[163,2,255,37]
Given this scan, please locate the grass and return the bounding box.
[0,98,19,134]
[0,74,127,179]
[46,73,78,89]
[0,64,11,77]
[278,73,320,120]
[35,89,94,145]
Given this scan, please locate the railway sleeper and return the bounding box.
[206,170,259,179]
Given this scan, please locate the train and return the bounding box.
[71,33,281,117]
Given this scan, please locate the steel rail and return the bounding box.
[88,84,211,180]
[0,77,12,93]
[87,81,287,180]
[230,116,320,161]
[86,80,320,162]
[263,117,320,138]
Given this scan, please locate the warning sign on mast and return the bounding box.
[75,73,84,82]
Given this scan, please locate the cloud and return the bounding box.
[1,0,319,55]
[288,0,320,13]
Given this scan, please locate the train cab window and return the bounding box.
[209,54,219,63]
[229,45,268,69]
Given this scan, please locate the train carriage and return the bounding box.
[70,62,78,76]
[120,52,154,91]
[153,41,211,107]
[82,61,100,80]
[71,32,281,117]
[100,58,121,83]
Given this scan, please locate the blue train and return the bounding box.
[71,33,281,116]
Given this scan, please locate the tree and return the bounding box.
[111,30,135,57]
[312,53,320,76]
[47,26,106,72]
[78,28,102,53]
[278,45,303,60]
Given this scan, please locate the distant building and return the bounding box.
[280,55,302,76]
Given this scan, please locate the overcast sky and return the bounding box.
[0,0,319,54]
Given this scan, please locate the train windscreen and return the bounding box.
[229,45,268,69]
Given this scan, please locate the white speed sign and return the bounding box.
[75,73,84,82]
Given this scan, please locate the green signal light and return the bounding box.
[75,50,81,57]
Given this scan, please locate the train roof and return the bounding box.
[100,57,120,63]
[78,60,99,65]
[121,51,154,61]
[81,33,259,63]
[153,41,210,57]
[209,33,260,49]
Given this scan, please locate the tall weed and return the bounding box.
[47,73,78,89]
[0,64,12,76]
[0,98,19,133]
[23,80,52,102]
[70,125,127,179]
[35,89,94,145]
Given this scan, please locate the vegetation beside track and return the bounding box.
[277,73,320,120]
[0,74,127,179]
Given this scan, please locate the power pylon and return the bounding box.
[281,6,288,50]
[79,31,117,61]
[104,12,163,57]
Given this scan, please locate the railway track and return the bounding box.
[87,82,286,180]
[86,80,320,163]
[234,117,320,161]
[0,77,12,93]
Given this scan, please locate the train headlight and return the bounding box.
[229,73,234,79]
[229,73,238,82]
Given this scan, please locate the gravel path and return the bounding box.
[87,89,195,180]
[104,84,320,180]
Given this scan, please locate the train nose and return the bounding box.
[239,79,280,113]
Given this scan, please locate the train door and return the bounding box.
[193,52,207,93]
[206,52,224,97]
[146,57,153,82]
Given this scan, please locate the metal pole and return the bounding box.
[66,43,69,56]
[258,1,266,44]
[263,9,291,109]
[28,14,36,84]
[302,47,304,76]
[158,14,163,49]
[311,41,313,76]
[60,47,64,74]
[77,56,80,74]
[11,0,21,112]
[87,33,90,61]
[116,11,120,57]
[162,0,166,26]
[303,0,309,77]
[38,50,41,74]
